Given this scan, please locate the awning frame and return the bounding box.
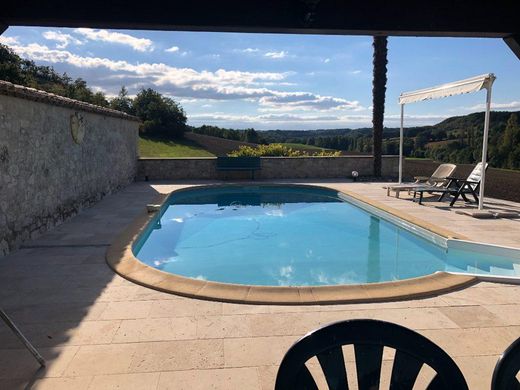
[398,73,496,210]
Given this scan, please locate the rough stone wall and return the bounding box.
[404,159,520,203]
[0,84,140,256]
[259,156,398,179]
[138,156,399,181]
[137,158,217,180]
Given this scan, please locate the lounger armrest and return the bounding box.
[413,176,430,181]
[460,180,480,185]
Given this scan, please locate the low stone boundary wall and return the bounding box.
[138,155,399,181]
[0,81,140,256]
[404,159,520,203]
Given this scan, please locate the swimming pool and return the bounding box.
[133,184,520,287]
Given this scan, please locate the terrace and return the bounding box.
[1,179,520,389]
[1,2,520,389]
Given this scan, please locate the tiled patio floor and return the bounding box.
[0,180,519,389]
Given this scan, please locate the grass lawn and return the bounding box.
[282,142,334,151]
[139,136,214,157]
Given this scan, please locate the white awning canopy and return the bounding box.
[399,73,495,105]
[397,73,496,210]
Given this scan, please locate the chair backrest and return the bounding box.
[275,319,468,390]
[492,336,520,390]
[428,163,457,187]
[465,162,488,189]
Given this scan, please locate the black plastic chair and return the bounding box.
[492,336,520,390]
[275,319,468,390]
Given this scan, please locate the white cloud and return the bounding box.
[42,30,83,49]
[9,42,366,123]
[349,70,362,75]
[190,112,341,124]
[260,92,364,111]
[265,51,287,59]
[241,48,260,53]
[187,112,451,129]
[323,58,330,63]
[75,28,154,52]
[466,101,520,111]
[165,46,179,53]
[0,36,19,45]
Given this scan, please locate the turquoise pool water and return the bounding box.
[134,185,520,286]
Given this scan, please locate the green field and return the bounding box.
[139,136,214,157]
[281,142,334,151]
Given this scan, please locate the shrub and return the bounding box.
[228,144,341,157]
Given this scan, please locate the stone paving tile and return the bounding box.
[0,346,79,379]
[196,314,250,339]
[440,286,520,306]
[421,326,520,357]
[438,305,505,328]
[157,367,261,390]
[483,304,520,325]
[318,307,459,330]
[64,344,138,377]
[0,319,121,348]
[223,336,297,367]
[113,317,197,343]
[257,365,278,390]
[88,372,160,390]
[455,355,500,390]
[0,378,31,390]
[128,340,225,373]
[99,301,153,320]
[148,298,223,318]
[31,376,93,390]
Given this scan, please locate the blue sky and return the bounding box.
[1,27,519,130]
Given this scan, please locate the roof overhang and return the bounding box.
[1,1,519,59]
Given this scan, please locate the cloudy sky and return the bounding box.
[1,27,519,130]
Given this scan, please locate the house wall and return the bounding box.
[0,81,140,256]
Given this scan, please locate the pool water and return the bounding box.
[134,185,520,286]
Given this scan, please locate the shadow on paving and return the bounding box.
[0,183,161,389]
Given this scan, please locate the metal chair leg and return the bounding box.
[0,309,46,367]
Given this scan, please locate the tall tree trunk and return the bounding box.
[372,36,388,177]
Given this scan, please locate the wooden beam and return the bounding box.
[0,23,8,35]
[504,35,520,60]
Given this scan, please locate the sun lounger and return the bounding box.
[386,163,456,197]
[413,162,488,205]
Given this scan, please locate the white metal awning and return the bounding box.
[397,73,496,210]
[399,73,495,105]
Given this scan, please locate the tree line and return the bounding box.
[0,44,187,138]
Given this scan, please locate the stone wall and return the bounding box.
[0,81,140,256]
[404,159,520,203]
[138,155,399,181]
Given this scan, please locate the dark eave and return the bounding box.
[1,1,520,58]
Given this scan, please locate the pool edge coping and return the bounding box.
[106,183,477,305]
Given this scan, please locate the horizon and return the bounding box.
[232,109,520,132]
[1,27,520,130]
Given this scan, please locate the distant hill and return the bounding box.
[190,110,520,169]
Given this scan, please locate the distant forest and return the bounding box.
[191,112,520,170]
[1,43,519,169]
